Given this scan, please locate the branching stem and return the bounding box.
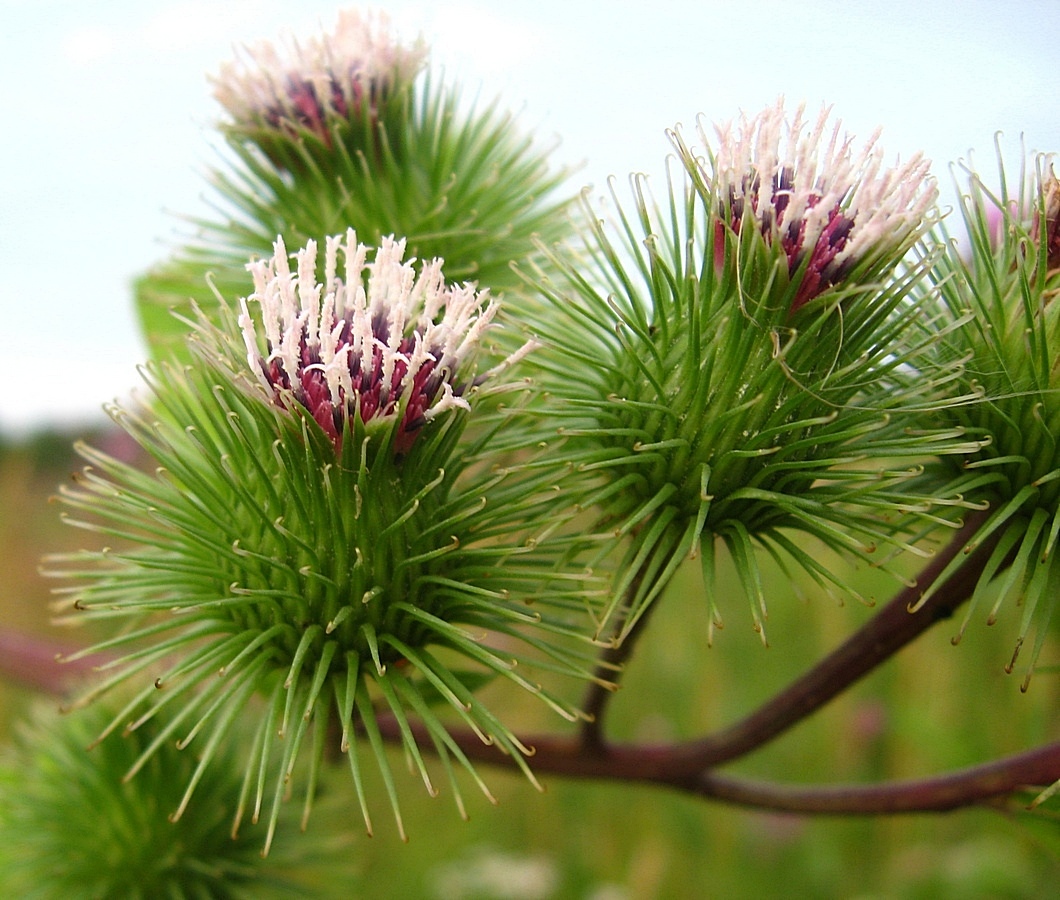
[688,743,1060,814]
[663,511,996,772]
[371,512,1060,815]
[580,561,655,749]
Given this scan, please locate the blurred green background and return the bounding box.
[1,426,1057,899]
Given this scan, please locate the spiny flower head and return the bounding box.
[915,149,1060,687]
[239,231,527,455]
[0,702,340,898]
[516,105,971,643]
[48,234,600,852]
[213,9,426,146]
[687,98,936,313]
[138,20,573,365]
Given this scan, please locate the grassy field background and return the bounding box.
[1,424,1058,898]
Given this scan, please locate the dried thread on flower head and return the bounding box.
[239,230,532,454]
[705,98,936,311]
[213,9,427,140]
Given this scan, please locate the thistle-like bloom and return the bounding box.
[213,9,426,143]
[688,99,936,312]
[516,101,971,643]
[137,15,572,364]
[49,235,599,852]
[239,231,527,454]
[916,150,1060,687]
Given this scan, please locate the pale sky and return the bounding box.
[3,0,1058,433]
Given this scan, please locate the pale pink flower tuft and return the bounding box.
[213,10,427,139]
[702,98,937,312]
[239,231,533,453]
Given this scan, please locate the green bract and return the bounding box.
[48,234,602,852]
[514,101,979,643]
[915,147,1060,687]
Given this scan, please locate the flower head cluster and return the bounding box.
[698,99,936,311]
[239,230,529,454]
[138,13,573,365]
[213,9,426,141]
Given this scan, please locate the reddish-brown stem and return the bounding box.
[579,639,628,750]
[580,564,656,749]
[688,742,1060,814]
[375,719,1060,815]
[578,511,995,778]
[374,510,1049,819]
[660,511,996,774]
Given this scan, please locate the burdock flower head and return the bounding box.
[137,10,572,363]
[48,233,599,852]
[679,98,936,313]
[915,149,1060,688]
[239,231,527,455]
[0,702,342,896]
[517,99,971,643]
[213,9,426,156]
